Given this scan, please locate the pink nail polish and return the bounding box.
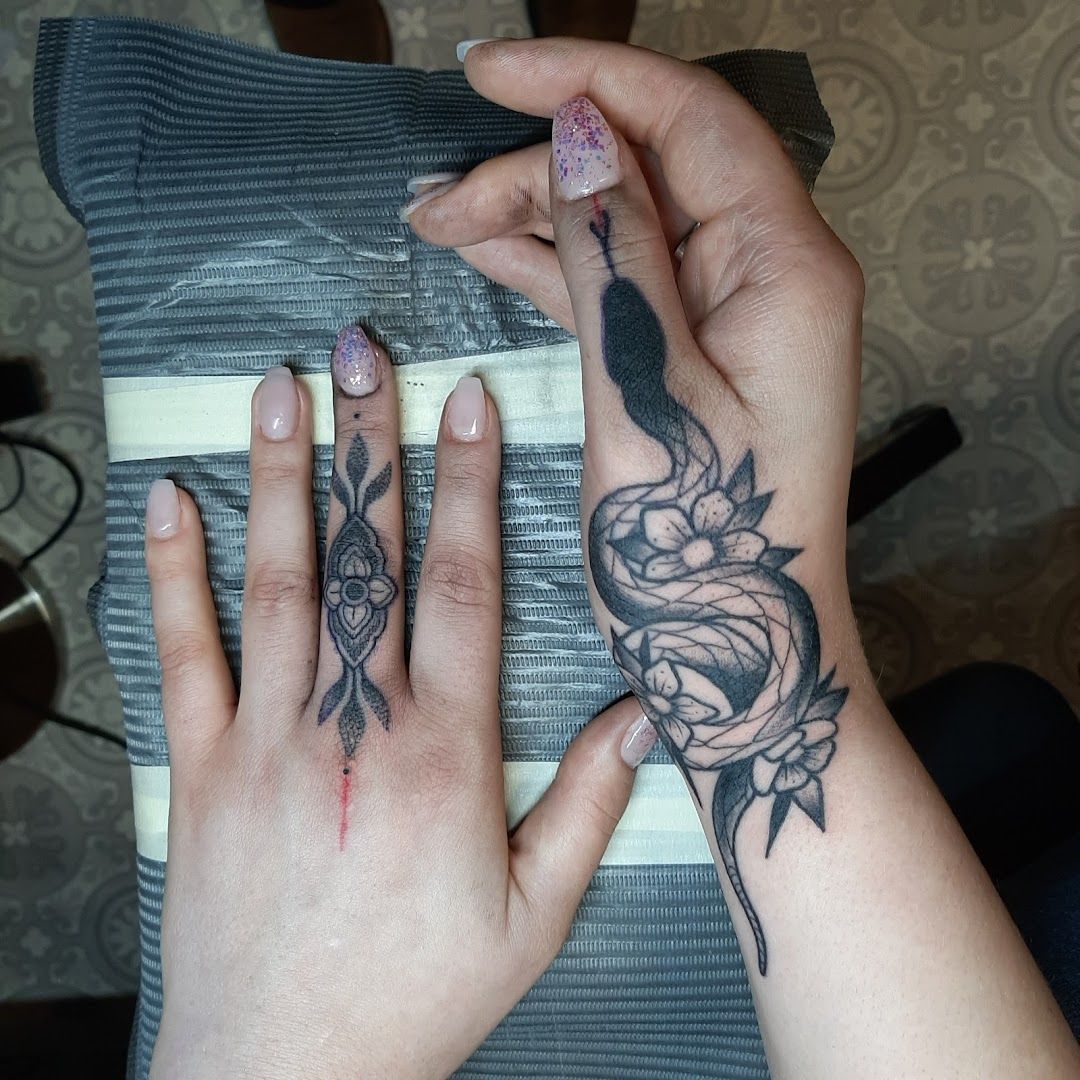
[146,478,181,540]
[552,96,621,201]
[257,366,299,441]
[333,325,379,397]
[620,714,657,769]
[445,376,487,441]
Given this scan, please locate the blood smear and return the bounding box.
[338,769,351,851]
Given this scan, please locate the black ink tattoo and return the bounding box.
[319,433,397,758]
[587,208,846,975]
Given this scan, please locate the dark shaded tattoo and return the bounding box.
[319,432,397,759]
[587,206,846,975]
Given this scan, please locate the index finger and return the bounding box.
[461,38,813,225]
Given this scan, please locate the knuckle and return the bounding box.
[250,455,305,493]
[148,550,196,589]
[507,177,550,225]
[579,230,659,279]
[828,246,866,310]
[436,452,496,492]
[245,561,318,618]
[420,547,499,611]
[396,707,475,810]
[157,628,214,681]
[791,238,865,311]
[576,787,623,840]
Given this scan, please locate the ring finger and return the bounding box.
[239,366,318,720]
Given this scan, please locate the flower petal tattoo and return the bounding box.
[319,431,397,759]
[587,207,846,975]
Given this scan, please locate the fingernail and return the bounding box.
[406,171,464,195]
[456,38,497,62]
[332,325,379,397]
[445,375,487,441]
[552,96,620,201]
[620,714,656,769]
[146,478,181,541]
[399,179,460,222]
[257,366,299,441]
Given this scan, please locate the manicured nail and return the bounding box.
[620,714,656,769]
[146,478,181,541]
[332,325,379,397]
[257,366,299,441]
[552,96,620,201]
[406,171,463,195]
[399,180,460,222]
[445,375,487,441]
[456,38,497,62]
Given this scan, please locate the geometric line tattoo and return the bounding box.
[318,432,397,759]
[587,205,846,975]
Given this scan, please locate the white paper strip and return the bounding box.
[103,342,584,462]
[131,761,712,865]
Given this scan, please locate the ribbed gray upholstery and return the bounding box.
[35,18,832,1077]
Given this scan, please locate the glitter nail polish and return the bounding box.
[332,325,379,397]
[552,96,621,201]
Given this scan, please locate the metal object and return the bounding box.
[0,547,60,760]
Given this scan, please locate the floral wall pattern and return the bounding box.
[0,0,1076,1001]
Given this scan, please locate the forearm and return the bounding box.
[701,594,1079,1079]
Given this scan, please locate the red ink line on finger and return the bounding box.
[587,198,616,278]
[338,767,351,851]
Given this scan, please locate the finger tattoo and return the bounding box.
[319,432,398,760]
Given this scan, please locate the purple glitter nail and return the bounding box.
[552,96,621,201]
[332,325,379,397]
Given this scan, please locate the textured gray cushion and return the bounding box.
[35,17,831,1077]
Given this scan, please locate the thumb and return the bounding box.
[548,96,705,459]
[507,698,656,959]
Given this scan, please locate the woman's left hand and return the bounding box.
[146,330,651,1080]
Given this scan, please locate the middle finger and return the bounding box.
[310,326,408,762]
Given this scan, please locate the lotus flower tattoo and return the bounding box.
[587,208,846,975]
[319,433,396,759]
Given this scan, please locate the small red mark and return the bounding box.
[589,192,604,225]
[338,768,352,851]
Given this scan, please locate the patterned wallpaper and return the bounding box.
[0,0,1076,1001]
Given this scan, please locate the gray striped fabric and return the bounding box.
[35,18,832,1078]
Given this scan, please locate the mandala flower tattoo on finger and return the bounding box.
[587,206,847,976]
[319,432,397,759]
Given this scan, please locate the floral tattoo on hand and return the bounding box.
[587,207,846,975]
[319,433,397,759]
